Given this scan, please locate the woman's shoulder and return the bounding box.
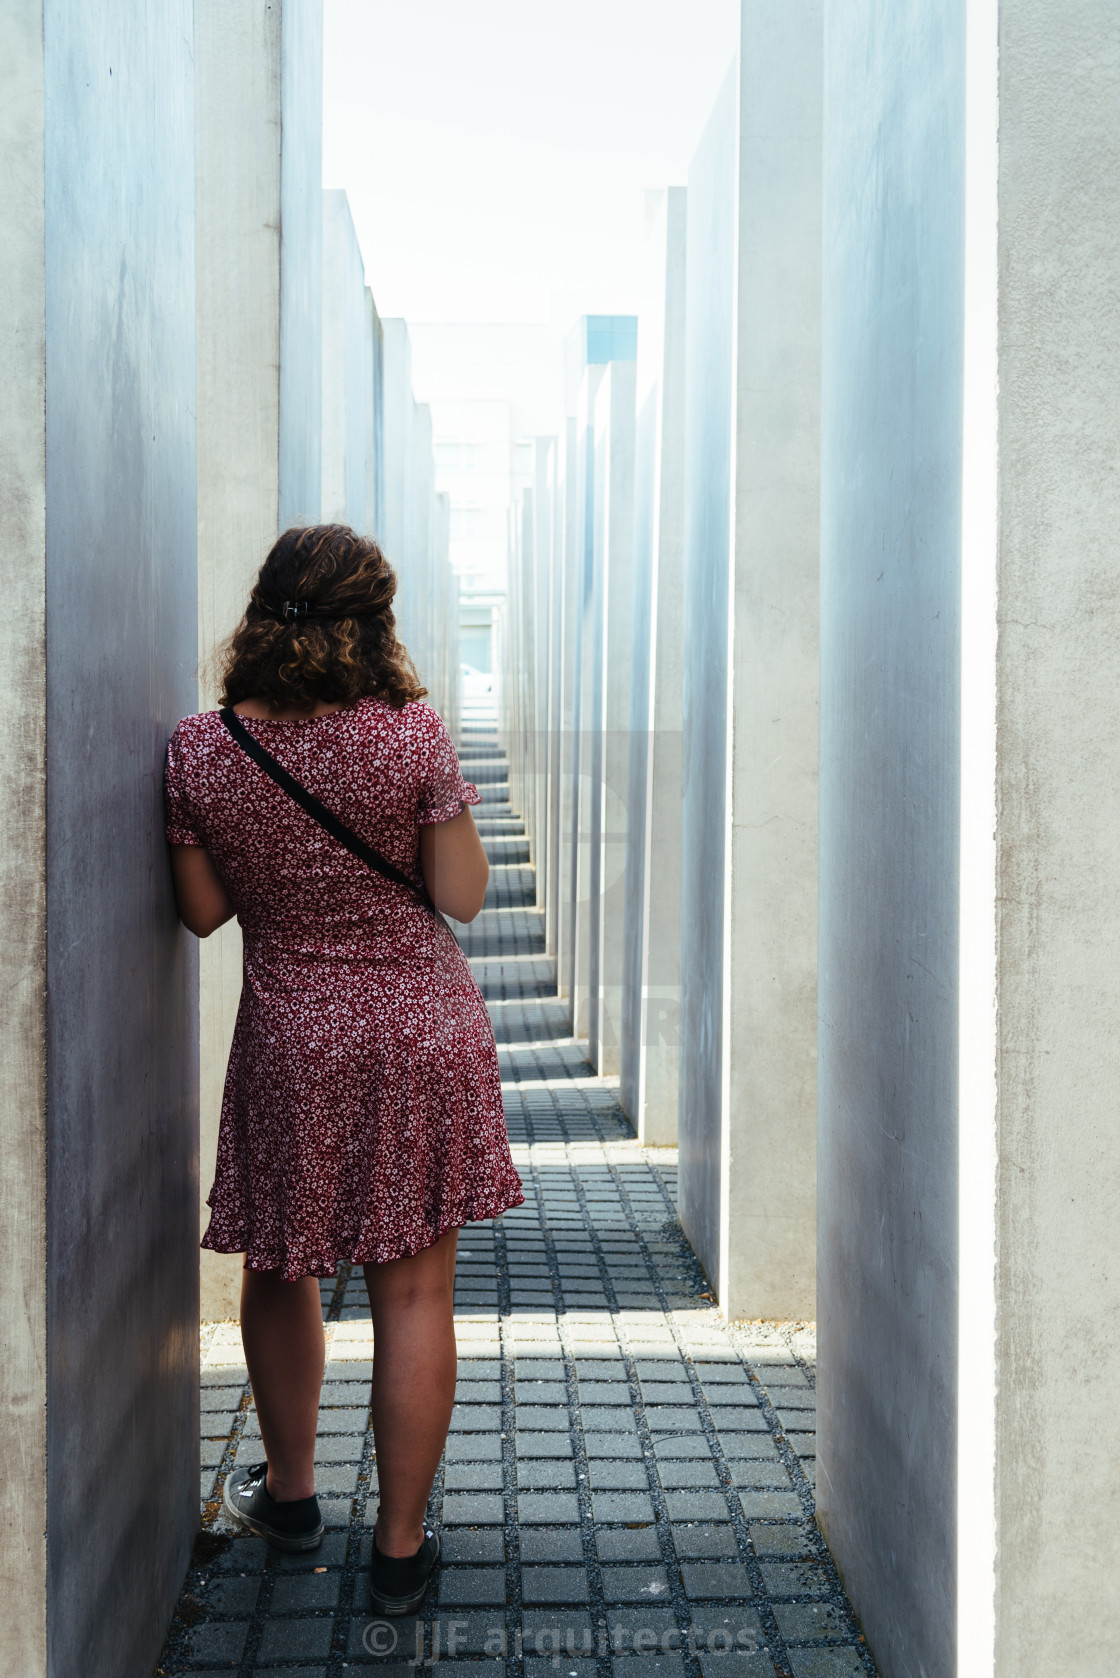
[366,698,449,741]
[169,708,225,750]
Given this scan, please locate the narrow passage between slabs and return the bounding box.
[159,720,877,1678]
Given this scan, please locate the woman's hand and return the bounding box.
[419,806,489,923]
[170,844,236,937]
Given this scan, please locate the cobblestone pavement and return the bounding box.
[157,727,875,1678]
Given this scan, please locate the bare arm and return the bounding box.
[419,806,489,922]
[170,844,236,937]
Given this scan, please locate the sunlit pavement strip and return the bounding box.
[158,729,876,1678]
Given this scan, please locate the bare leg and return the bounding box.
[240,1269,325,1502]
[364,1229,458,1556]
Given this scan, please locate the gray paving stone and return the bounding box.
[604,1606,678,1648]
[584,1432,644,1459]
[522,1566,590,1604]
[657,1460,719,1488]
[519,1526,585,1562]
[442,1492,504,1524]
[671,1524,738,1559]
[592,1491,655,1524]
[697,1656,780,1678]
[737,1490,803,1519]
[517,1405,571,1430]
[759,1561,831,1598]
[442,1527,505,1564]
[599,1564,670,1603]
[200,1386,244,1410]
[642,1407,703,1430]
[515,1381,568,1402]
[269,1570,340,1612]
[253,1610,332,1664]
[596,1526,662,1561]
[445,1461,504,1491]
[446,1433,503,1461]
[747,1523,812,1558]
[518,1457,577,1489]
[680,1562,754,1600]
[652,1435,713,1459]
[612,1657,687,1678]
[455,1380,502,1402]
[519,1492,581,1524]
[525,1660,596,1678]
[664,1492,731,1522]
[687,1605,767,1652]
[582,1407,638,1432]
[313,1434,364,1462]
[450,1404,502,1430]
[771,1601,849,1643]
[786,1651,866,1678]
[522,1609,594,1654]
[589,1460,648,1490]
[427,1611,507,1656]
[439,1566,507,1606]
[186,1620,249,1663]
[517,1431,575,1458]
[209,1575,261,1615]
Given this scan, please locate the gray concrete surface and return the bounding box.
[159,727,876,1678]
[620,188,686,1147]
[321,188,375,532]
[277,0,323,529]
[680,7,820,1322]
[679,63,737,1294]
[0,4,200,1674]
[590,361,637,1078]
[987,3,1120,1669]
[722,1,820,1321]
[0,8,48,1673]
[194,0,324,1321]
[817,3,963,1673]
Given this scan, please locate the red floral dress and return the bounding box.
[164,696,523,1280]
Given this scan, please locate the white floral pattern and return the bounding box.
[164,696,524,1280]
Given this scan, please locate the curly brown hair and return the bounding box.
[219,525,427,711]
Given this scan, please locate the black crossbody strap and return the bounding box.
[218,707,426,901]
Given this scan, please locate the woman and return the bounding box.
[165,523,523,1615]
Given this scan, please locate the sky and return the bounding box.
[322,0,738,333]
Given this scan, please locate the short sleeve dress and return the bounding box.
[164,696,524,1281]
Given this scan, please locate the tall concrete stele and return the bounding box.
[195,0,324,1319]
[817,1,1120,1673]
[619,187,687,1146]
[679,3,821,1323]
[1,5,199,1677]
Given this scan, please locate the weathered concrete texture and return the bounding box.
[322,187,374,531]
[722,2,820,1321]
[991,3,1120,1670]
[0,8,48,1673]
[379,321,459,722]
[679,65,737,1290]
[678,8,820,1323]
[590,361,637,1077]
[277,0,323,528]
[194,0,324,1321]
[816,2,963,1673]
[569,361,606,1043]
[554,415,579,999]
[620,187,687,1144]
[0,4,201,1675]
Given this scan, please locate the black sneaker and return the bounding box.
[222,1462,324,1552]
[369,1524,441,1615]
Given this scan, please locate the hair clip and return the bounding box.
[282,600,310,619]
